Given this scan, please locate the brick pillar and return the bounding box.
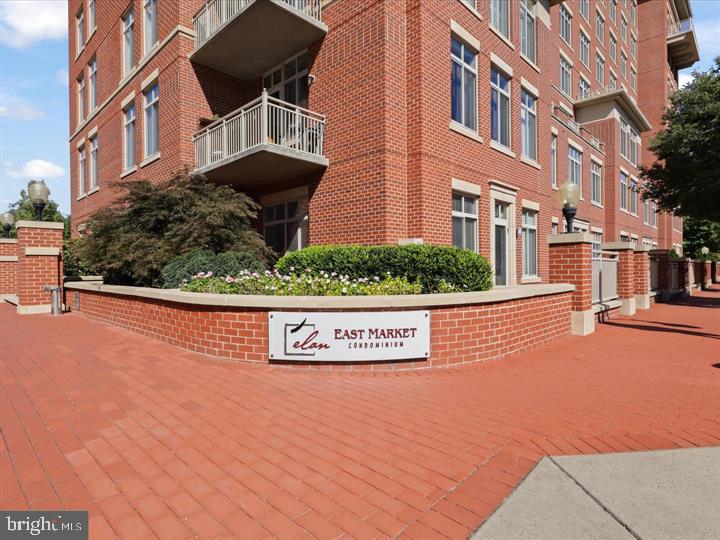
[549,233,594,336]
[0,238,18,295]
[713,261,719,284]
[602,242,635,316]
[702,260,712,289]
[16,221,64,315]
[633,248,650,310]
[650,249,669,292]
[679,259,692,297]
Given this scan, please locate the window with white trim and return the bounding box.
[88,58,97,112]
[580,30,590,67]
[491,0,510,40]
[88,0,96,33]
[630,34,636,58]
[592,232,603,256]
[620,15,627,42]
[609,34,617,62]
[143,0,157,54]
[264,201,303,254]
[651,202,657,227]
[460,0,476,9]
[521,209,538,277]
[643,199,650,224]
[620,171,628,210]
[263,51,309,106]
[630,178,638,214]
[559,6,572,46]
[89,135,99,191]
[122,10,135,78]
[76,76,85,124]
[143,82,159,157]
[78,145,87,196]
[452,192,478,252]
[595,53,605,85]
[609,71,617,89]
[550,134,557,187]
[491,67,511,148]
[630,67,636,91]
[76,8,84,54]
[123,104,136,170]
[631,0,637,23]
[610,0,617,22]
[591,161,602,204]
[595,10,605,42]
[560,56,572,96]
[521,89,537,160]
[451,36,477,131]
[520,0,536,63]
[620,52,627,78]
[578,75,590,99]
[620,118,639,164]
[568,145,582,191]
[579,0,589,21]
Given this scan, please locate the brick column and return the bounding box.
[702,261,712,289]
[678,259,692,297]
[0,238,18,295]
[649,249,669,292]
[633,248,650,309]
[16,221,64,315]
[548,233,594,336]
[713,261,719,284]
[602,242,635,316]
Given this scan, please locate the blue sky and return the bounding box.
[0,0,719,216]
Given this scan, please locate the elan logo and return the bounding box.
[284,318,330,357]
[2,511,87,539]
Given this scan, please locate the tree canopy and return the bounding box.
[683,217,720,259]
[8,187,71,240]
[640,57,720,221]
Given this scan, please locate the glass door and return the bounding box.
[494,202,509,286]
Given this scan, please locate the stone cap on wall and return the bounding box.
[601,242,635,251]
[65,281,575,309]
[15,221,65,230]
[0,238,17,244]
[548,233,593,245]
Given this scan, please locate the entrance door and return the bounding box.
[494,202,509,286]
[262,51,309,107]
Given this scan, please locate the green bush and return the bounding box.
[63,239,98,278]
[275,244,493,293]
[161,249,265,289]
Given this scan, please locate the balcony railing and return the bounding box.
[667,18,694,38]
[576,84,619,102]
[194,0,323,49]
[194,91,325,171]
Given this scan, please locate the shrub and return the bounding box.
[275,244,493,293]
[161,250,265,289]
[63,239,98,278]
[181,270,422,296]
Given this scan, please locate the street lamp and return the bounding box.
[557,181,581,233]
[28,180,50,220]
[0,211,14,238]
[701,246,710,259]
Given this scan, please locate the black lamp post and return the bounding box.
[28,180,50,220]
[0,211,13,238]
[557,181,581,233]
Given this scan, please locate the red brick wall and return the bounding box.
[16,227,64,307]
[549,241,592,311]
[68,288,572,371]
[0,240,18,295]
[633,249,649,294]
[615,248,635,299]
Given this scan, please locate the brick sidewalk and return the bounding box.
[1,289,719,539]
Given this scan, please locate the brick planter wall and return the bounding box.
[66,284,573,371]
[0,239,18,295]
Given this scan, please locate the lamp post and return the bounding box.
[701,246,710,259]
[28,180,50,220]
[557,181,581,233]
[1,211,14,238]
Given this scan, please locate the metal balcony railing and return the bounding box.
[576,83,620,102]
[667,18,694,38]
[193,0,323,48]
[194,91,326,171]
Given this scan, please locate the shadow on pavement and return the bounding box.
[602,320,719,340]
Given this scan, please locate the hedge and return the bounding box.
[275,244,493,293]
[161,250,265,289]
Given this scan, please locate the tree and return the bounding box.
[683,217,720,259]
[73,170,272,287]
[640,57,720,221]
[8,188,71,240]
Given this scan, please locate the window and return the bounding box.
[521,210,537,277]
[643,200,649,224]
[620,118,639,164]
[550,134,557,187]
[461,0,476,9]
[609,33,617,62]
[579,0,589,21]
[559,6,572,46]
[519,0,536,63]
[76,76,85,124]
[595,10,605,42]
[452,192,478,252]
[651,202,657,227]
[494,202,510,286]
[609,71,617,89]
[143,0,158,54]
[552,222,559,235]
[592,232,602,257]
[560,56,572,96]
[88,0,96,33]
[631,0,637,23]
[620,52,627,78]
[122,10,135,77]
[123,104,136,170]
[610,0,617,22]
[263,51,309,106]
[591,161,602,204]
[596,53,604,85]
[78,146,86,196]
[568,146,582,190]
[630,34,636,58]
[620,171,628,210]
[578,75,590,99]
[264,201,303,253]
[491,0,510,39]
[490,68,511,147]
[76,9,84,54]
[630,178,638,214]
[89,135,99,191]
[143,83,159,157]
[520,89,536,160]
[580,30,590,67]
[620,16,627,42]
[451,37,477,131]
[630,67,636,90]
[88,58,97,112]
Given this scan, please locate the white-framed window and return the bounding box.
[631,0,637,23]
[560,56,572,96]
[620,52,627,78]
[78,145,87,196]
[88,0,96,33]
[491,67,511,148]
[76,8,84,54]
[592,232,602,256]
[643,199,650,224]
[578,75,591,99]
[451,36,477,131]
[595,10,605,42]
[461,0,476,9]
[88,58,97,111]
[550,133,557,187]
[519,0,536,63]
[452,192,478,252]
[630,178,638,214]
[123,104,136,170]
[494,202,511,286]
[122,9,135,77]
[143,82,159,157]
[568,145,582,190]
[651,202,657,227]
[579,0,589,21]
[620,171,628,210]
[263,51,309,106]
[609,33,617,62]
[591,161,602,204]
[620,119,639,164]
[580,30,590,67]
[621,15,627,42]
[76,76,85,124]
[264,200,303,254]
[630,67,636,90]
[89,135,99,190]
[491,0,510,40]
[595,53,605,85]
[610,0,617,22]
[521,209,538,277]
[610,71,617,89]
[630,34,636,58]
[143,0,158,54]
[559,6,572,46]
[521,89,537,160]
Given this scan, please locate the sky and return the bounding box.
[0,0,719,216]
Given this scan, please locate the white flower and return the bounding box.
[206,271,213,277]
[342,287,347,293]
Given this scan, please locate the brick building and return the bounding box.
[68,0,697,286]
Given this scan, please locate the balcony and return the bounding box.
[191,0,327,79]
[194,92,328,187]
[574,85,652,133]
[666,19,700,69]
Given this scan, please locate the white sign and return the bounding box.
[268,311,430,362]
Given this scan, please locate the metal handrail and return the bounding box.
[667,18,694,38]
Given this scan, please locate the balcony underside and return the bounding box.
[191,0,327,80]
[196,144,328,189]
[667,32,700,70]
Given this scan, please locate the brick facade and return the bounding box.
[0,240,18,295]
[16,223,64,311]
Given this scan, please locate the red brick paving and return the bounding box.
[1,288,719,539]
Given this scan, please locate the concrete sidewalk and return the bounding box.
[473,447,720,539]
